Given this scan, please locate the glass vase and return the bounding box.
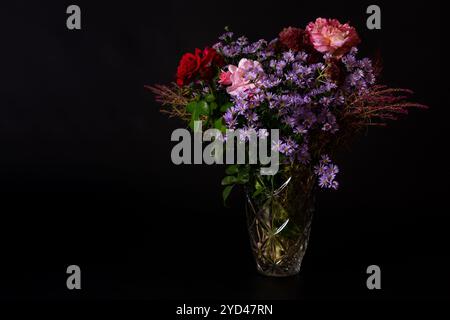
[246,168,315,277]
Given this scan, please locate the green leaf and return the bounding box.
[197,100,209,115]
[236,174,249,184]
[252,180,264,197]
[205,94,215,103]
[214,118,226,132]
[210,102,218,111]
[220,102,233,112]
[186,101,197,113]
[221,175,238,186]
[192,106,200,120]
[225,164,239,175]
[222,185,234,206]
[188,104,201,130]
[188,118,196,131]
[236,167,249,184]
[188,101,209,131]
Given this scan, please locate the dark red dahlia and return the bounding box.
[176,49,201,87]
[278,27,306,51]
[198,47,224,81]
[176,47,223,87]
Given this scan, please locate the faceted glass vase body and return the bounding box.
[246,170,315,277]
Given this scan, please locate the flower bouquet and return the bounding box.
[148,18,426,277]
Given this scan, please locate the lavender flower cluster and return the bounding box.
[214,32,270,60]
[214,32,376,189]
[341,48,376,93]
[314,155,339,189]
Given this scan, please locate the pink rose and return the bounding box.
[306,18,360,58]
[226,58,264,96]
[218,70,232,85]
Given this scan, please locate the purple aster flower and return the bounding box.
[276,60,287,72]
[237,36,248,46]
[282,51,295,63]
[271,139,282,152]
[294,125,308,135]
[239,126,258,142]
[285,70,298,82]
[282,115,297,128]
[319,154,331,164]
[258,129,269,139]
[219,31,234,41]
[247,111,259,124]
[295,51,308,62]
[297,143,310,164]
[314,155,339,189]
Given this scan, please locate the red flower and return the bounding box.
[199,47,224,80]
[176,49,201,87]
[279,27,306,51]
[176,47,224,87]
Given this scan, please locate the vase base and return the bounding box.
[256,265,301,277]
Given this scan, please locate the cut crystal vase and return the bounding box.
[246,168,315,277]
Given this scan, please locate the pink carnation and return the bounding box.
[306,18,360,58]
[226,58,264,96]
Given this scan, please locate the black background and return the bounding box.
[0,0,448,301]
